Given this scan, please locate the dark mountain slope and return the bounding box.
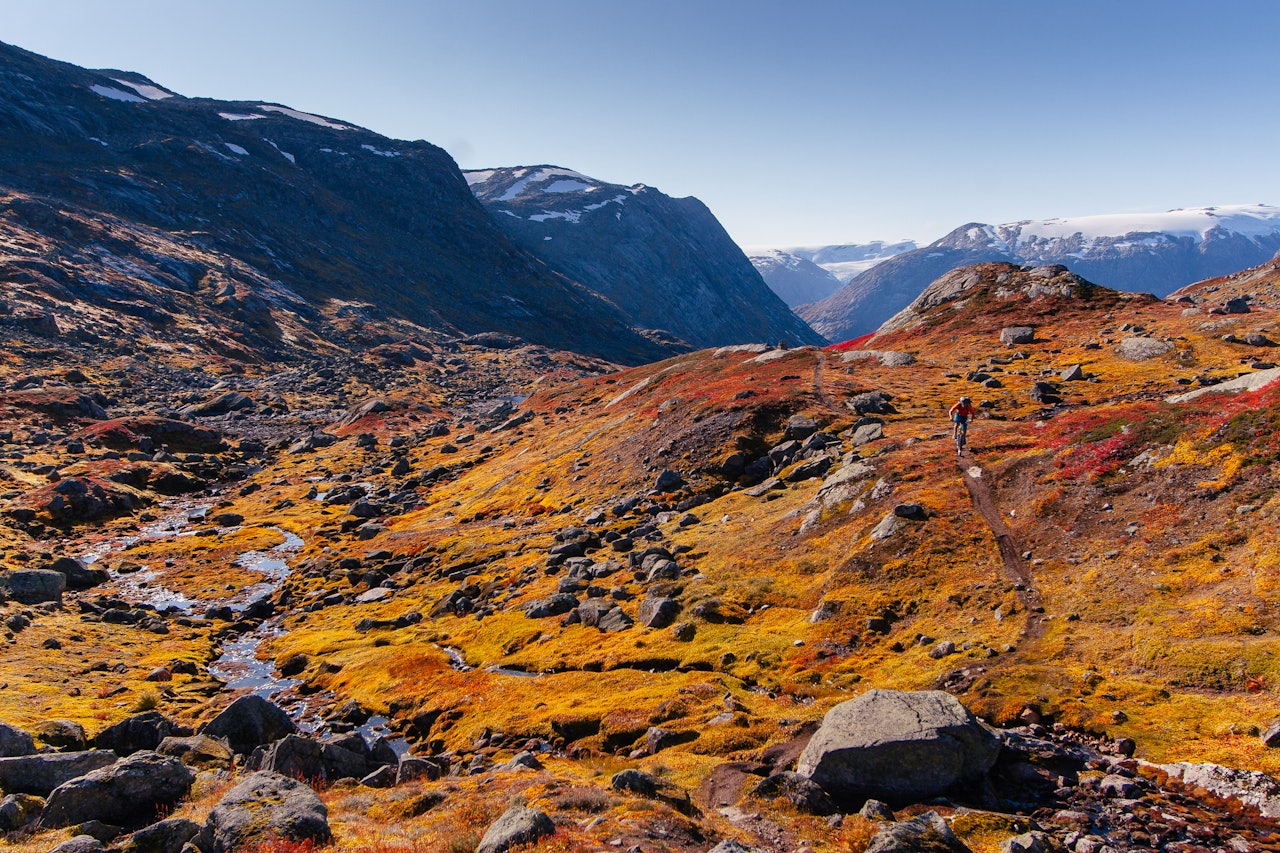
[0,41,674,364]
[466,166,826,349]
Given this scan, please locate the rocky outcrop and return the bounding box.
[864,811,972,853]
[796,689,1000,805]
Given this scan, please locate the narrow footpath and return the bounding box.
[958,458,1045,638]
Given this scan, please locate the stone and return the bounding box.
[784,415,820,441]
[639,596,680,629]
[48,836,105,853]
[258,734,325,781]
[0,721,36,757]
[1001,831,1053,853]
[796,689,1000,806]
[117,817,202,853]
[1162,762,1280,817]
[359,765,397,788]
[1060,364,1085,381]
[869,514,902,541]
[1261,721,1280,748]
[893,503,927,521]
[610,768,694,814]
[1117,337,1172,361]
[35,719,88,750]
[671,621,696,641]
[319,740,370,781]
[848,391,896,415]
[476,805,556,853]
[497,751,542,773]
[864,811,972,853]
[396,756,441,784]
[0,792,43,831]
[0,750,117,796]
[751,771,838,815]
[49,556,109,589]
[708,842,765,853]
[94,712,180,757]
[524,593,579,618]
[654,470,685,493]
[597,606,634,633]
[200,695,298,755]
[851,423,884,446]
[41,751,195,828]
[194,771,331,853]
[156,735,234,772]
[645,727,696,755]
[1223,297,1251,314]
[859,799,896,821]
[786,456,833,481]
[0,569,66,603]
[1000,326,1035,345]
[1029,381,1058,403]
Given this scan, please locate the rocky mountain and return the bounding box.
[801,205,1280,342]
[466,166,826,348]
[748,240,918,308]
[0,40,678,365]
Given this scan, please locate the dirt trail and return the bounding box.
[959,459,1045,637]
[812,351,830,407]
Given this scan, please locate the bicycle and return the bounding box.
[954,421,968,455]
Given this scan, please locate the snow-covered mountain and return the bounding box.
[747,241,918,307]
[799,205,1280,342]
[467,166,827,349]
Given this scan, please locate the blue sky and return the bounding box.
[4,0,1278,246]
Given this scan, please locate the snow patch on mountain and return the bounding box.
[258,104,351,130]
[90,84,145,103]
[220,112,263,121]
[111,77,174,100]
[1006,205,1280,245]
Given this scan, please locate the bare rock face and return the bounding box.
[0,721,36,757]
[1117,337,1173,361]
[194,771,331,853]
[864,811,973,853]
[796,689,1000,806]
[41,751,195,828]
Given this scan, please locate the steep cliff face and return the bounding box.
[801,207,1280,343]
[0,41,675,364]
[467,166,827,348]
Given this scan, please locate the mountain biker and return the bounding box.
[949,396,975,445]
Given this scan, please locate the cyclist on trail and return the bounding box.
[950,396,975,448]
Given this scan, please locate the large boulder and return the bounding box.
[0,569,66,603]
[1116,337,1172,361]
[41,751,195,828]
[0,793,44,831]
[0,721,36,757]
[865,811,972,853]
[199,695,298,755]
[257,734,325,781]
[49,556,109,590]
[194,771,331,853]
[476,805,556,853]
[94,712,181,757]
[116,817,202,853]
[796,689,999,806]
[0,750,116,795]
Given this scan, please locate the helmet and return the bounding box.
[960,396,971,403]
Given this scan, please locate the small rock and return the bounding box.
[476,805,556,853]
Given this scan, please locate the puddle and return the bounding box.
[441,645,540,678]
[358,715,411,757]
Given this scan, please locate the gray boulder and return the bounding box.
[796,689,999,806]
[865,811,971,853]
[0,749,116,795]
[1117,337,1172,361]
[476,805,556,853]
[524,593,579,618]
[48,836,105,853]
[0,721,35,756]
[195,771,331,853]
[1000,326,1035,345]
[750,771,837,815]
[258,734,325,781]
[597,606,634,633]
[655,470,685,492]
[41,751,194,828]
[200,695,298,755]
[49,556,109,590]
[117,817,202,853]
[0,792,43,830]
[0,569,66,603]
[94,712,180,756]
[610,768,694,814]
[639,596,680,629]
[35,719,87,750]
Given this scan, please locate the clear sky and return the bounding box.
[3,0,1278,247]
